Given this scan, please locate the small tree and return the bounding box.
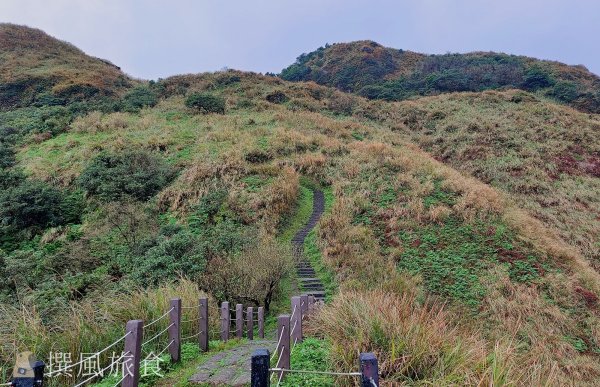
[185,93,226,114]
[199,238,293,311]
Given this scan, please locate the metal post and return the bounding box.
[359,352,379,387]
[257,306,265,338]
[199,297,209,352]
[246,306,254,340]
[291,296,302,345]
[169,298,181,362]
[251,349,270,387]
[122,320,143,387]
[221,301,230,341]
[236,304,244,339]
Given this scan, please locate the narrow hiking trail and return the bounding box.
[187,188,326,385]
[292,189,326,301]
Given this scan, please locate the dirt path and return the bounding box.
[188,188,326,385]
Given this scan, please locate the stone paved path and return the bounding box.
[293,189,326,300]
[189,340,275,385]
[189,188,326,385]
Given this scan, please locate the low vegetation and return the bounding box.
[0,25,598,385]
[281,40,600,113]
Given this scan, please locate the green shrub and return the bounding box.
[551,81,579,102]
[0,181,80,238]
[121,85,158,112]
[78,150,175,201]
[129,230,206,287]
[185,93,226,114]
[266,91,289,104]
[522,66,555,90]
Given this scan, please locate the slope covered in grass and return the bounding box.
[281,40,600,113]
[1,27,599,384]
[359,90,600,270]
[0,24,133,109]
[5,71,597,384]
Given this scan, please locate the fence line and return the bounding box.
[143,307,174,329]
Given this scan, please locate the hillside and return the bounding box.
[357,90,600,270]
[281,40,600,113]
[0,23,132,109]
[0,27,599,385]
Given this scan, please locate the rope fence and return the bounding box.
[249,294,379,387]
[6,297,265,387]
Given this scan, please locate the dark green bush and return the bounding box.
[122,85,158,112]
[522,66,555,90]
[78,150,175,201]
[185,93,225,114]
[551,81,579,102]
[0,143,16,169]
[266,91,289,104]
[0,181,78,235]
[130,230,207,287]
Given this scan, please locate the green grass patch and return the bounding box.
[278,338,334,387]
[279,185,313,243]
[397,217,547,309]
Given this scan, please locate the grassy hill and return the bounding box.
[0,26,599,385]
[281,40,600,113]
[0,24,133,110]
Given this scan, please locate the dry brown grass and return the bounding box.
[311,290,563,386]
[0,279,214,385]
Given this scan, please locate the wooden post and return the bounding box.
[257,306,265,338]
[169,298,181,362]
[300,294,308,339]
[236,304,244,339]
[251,349,270,387]
[246,306,254,340]
[307,295,315,315]
[122,320,142,387]
[276,315,290,379]
[290,296,302,345]
[221,301,230,341]
[359,352,379,387]
[300,294,308,316]
[199,297,209,352]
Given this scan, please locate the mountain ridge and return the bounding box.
[280,40,600,113]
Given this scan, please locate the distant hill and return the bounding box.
[281,40,600,113]
[0,23,133,110]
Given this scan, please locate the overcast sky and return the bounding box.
[1,0,599,80]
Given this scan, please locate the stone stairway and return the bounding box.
[292,189,326,301]
[187,188,327,385]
